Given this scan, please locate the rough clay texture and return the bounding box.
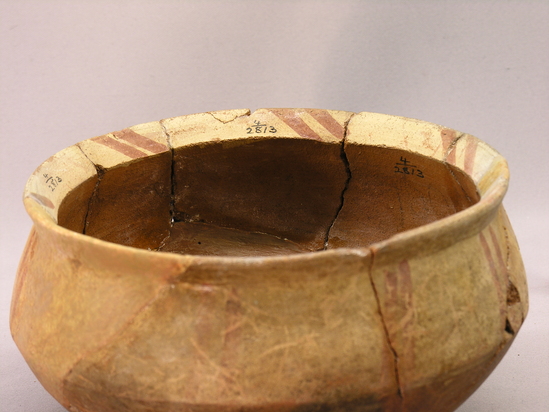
[11,109,528,412]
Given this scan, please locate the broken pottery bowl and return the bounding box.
[11,109,527,412]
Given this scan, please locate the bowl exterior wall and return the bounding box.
[11,109,528,412]
[10,205,527,412]
[369,205,527,412]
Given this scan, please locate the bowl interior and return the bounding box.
[57,137,479,257]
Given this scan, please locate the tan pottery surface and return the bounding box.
[10,109,528,412]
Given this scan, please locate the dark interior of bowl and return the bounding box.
[58,138,479,256]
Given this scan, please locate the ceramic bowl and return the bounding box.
[11,109,528,412]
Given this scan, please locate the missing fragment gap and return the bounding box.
[507,281,521,305]
[207,109,251,124]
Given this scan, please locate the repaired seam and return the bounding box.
[76,144,104,236]
[323,115,354,250]
[157,120,176,251]
[367,247,404,401]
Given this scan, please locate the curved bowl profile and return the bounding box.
[11,109,528,412]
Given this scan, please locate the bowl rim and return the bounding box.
[22,109,509,267]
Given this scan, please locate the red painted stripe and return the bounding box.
[221,287,243,376]
[479,232,506,320]
[383,261,414,326]
[441,128,457,164]
[270,109,322,141]
[488,227,506,270]
[399,260,413,298]
[29,192,55,209]
[305,109,345,140]
[113,129,168,154]
[385,269,398,304]
[464,135,478,176]
[91,135,147,159]
[446,148,456,165]
[384,260,415,372]
[384,261,413,309]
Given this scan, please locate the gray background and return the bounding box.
[1,1,547,411]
